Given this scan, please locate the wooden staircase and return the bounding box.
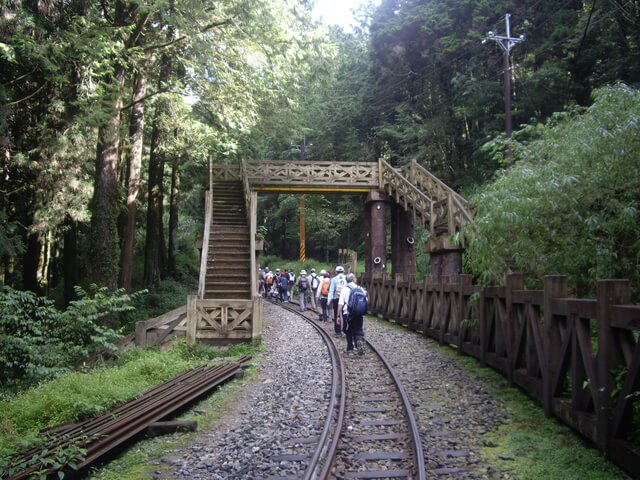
[204,181,251,299]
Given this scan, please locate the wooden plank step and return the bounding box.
[352,451,408,461]
[343,470,412,478]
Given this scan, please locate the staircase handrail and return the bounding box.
[241,158,258,297]
[240,159,251,223]
[403,159,473,225]
[197,160,213,299]
[379,159,433,230]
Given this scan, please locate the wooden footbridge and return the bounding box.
[131,158,640,478]
[134,158,473,347]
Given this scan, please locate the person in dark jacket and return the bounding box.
[277,270,289,302]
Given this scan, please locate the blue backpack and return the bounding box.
[347,286,368,316]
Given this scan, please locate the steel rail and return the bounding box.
[11,365,212,468]
[10,358,251,480]
[366,338,427,480]
[268,299,346,480]
[282,298,426,479]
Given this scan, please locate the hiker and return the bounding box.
[264,268,274,298]
[328,265,347,336]
[287,269,295,301]
[258,268,265,297]
[297,269,309,311]
[338,273,367,355]
[277,269,289,302]
[308,268,320,312]
[316,270,331,321]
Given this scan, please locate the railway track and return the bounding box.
[271,299,426,479]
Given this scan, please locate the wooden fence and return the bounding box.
[361,272,640,477]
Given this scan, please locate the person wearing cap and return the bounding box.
[338,273,366,355]
[297,269,309,311]
[277,269,288,302]
[308,268,319,313]
[317,270,331,321]
[328,265,347,336]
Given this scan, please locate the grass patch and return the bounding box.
[0,339,263,477]
[87,365,259,479]
[435,346,630,480]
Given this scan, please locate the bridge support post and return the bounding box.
[365,191,388,277]
[391,203,415,278]
[425,236,463,277]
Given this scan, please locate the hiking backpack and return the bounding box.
[320,278,330,297]
[347,286,368,316]
[335,274,346,298]
[311,275,319,290]
[299,276,308,291]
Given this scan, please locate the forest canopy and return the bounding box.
[1,0,639,310]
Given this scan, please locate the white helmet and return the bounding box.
[320,269,326,275]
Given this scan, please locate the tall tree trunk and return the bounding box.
[119,72,146,291]
[87,66,126,294]
[22,228,41,294]
[143,51,172,288]
[63,215,79,305]
[167,156,180,278]
[143,103,166,288]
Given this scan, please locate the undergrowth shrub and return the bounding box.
[0,285,144,392]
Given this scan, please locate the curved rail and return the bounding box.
[366,338,427,480]
[268,299,346,479]
[274,298,426,479]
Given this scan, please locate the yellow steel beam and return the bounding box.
[254,186,373,194]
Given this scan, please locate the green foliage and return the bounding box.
[0,341,259,477]
[122,279,195,335]
[0,286,145,391]
[465,84,640,298]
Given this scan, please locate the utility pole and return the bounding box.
[299,134,306,262]
[484,14,525,140]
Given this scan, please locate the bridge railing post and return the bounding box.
[505,273,525,386]
[543,275,568,416]
[596,279,629,453]
[187,295,197,347]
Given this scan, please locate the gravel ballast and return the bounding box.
[153,301,509,479]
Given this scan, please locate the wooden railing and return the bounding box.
[134,306,187,347]
[186,296,263,345]
[213,161,378,189]
[361,272,640,478]
[197,190,212,299]
[211,159,473,240]
[378,159,432,230]
[394,159,473,236]
[245,160,379,189]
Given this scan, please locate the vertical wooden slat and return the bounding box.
[596,279,629,452]
[543,275,568,416]
[505,273,525,385]
[479,285,487,365]
[135,320,147,347]
[187,295,197,347]
[250,191,257,298]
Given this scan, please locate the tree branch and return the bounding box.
[120,87,182,110]
[143,19,231,52]
[6,82,48,106]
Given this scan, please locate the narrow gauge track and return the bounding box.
[272,299,426,479]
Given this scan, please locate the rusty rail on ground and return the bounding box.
[7,357,251,479]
